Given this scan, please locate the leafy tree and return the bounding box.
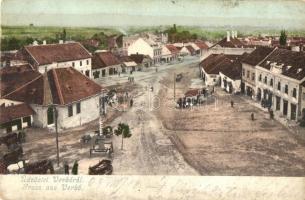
[62,28,67,41]
[71,161,78,175]
[114,123,131,150]
[279,30,287,46]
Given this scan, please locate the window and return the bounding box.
[303,93,305,100]
[246,71,250,78]
[242,69,245,76]
[259,74,262,81]
[264,76,267,84]
[76,102,81,114]
[277,82,281,91]
[86,60,89,65]
[270,78,273,86]
[251,73,255,81]
[80,61,82,66]
[72,62,75,67]
[292,88,297,98]
[285,85,288,94]
[68,105,73,117]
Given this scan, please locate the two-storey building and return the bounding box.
[241,46,275,98]
[256,48,305,120]
[21,42,92,78]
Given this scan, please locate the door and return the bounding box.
[276,96,280,110]
[47,107,54,125]
[291,104,297,120]
[283,100,288,116]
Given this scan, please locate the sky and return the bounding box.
[1,0,305,28]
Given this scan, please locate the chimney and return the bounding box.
[231,30,235,39]
[59,40,63,44]
[227,31,230,42]
[43,40,47,45]
[33,40,38,46]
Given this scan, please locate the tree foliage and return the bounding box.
[279,30,287,46]
[165,24,198,43]
[114,123,131,150]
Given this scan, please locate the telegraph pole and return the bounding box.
[54,106,59,167]
[99,89,106,136]
[174,73,176,102]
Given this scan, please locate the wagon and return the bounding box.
[88,160,113,175]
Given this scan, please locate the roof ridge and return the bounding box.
[52,69,65,104]
[2,74,42,98]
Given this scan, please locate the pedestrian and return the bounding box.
[64,162,69,174]
[130,98,133,107]
[251,113,255,121]
[118,72,120,77]
[230,100,234,107]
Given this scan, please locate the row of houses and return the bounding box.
[122,35,209,63]
[0,64,103,133]
[200,44,305,121]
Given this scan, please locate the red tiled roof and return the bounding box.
[195,42,209,49]
[3,67,103,105]
[185,45,195,54]
[0,70,42,97]
[24,42,91,65]
[185,89,201,97]
[259,48,305,80]
[220,60,242,80]
[92,52,121,69]
[211,37,245,48]
[242,46,275,66]
[200,54,240,75]
[0,64,34,76]
[165,45,180,54]
[0,103,34,124]
[129,54,152,64]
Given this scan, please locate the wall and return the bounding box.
[56,95,100,130]
[128,38,153,59]
[37,58,92,78]
[31,105,48,128]
[206,47,254,57]
[220,73,241,93]
[256,66,301,120]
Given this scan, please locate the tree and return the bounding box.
[279,30,287,46]
[71,161,78,175]
[62,28,67,41]
[114,123,131,150]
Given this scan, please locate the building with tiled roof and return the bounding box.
[92,51,121,78]
[0,101,34,133]
[253,48,305,121]
[180,45,196,56]
[21,42,92,78]
[1,67,103,130]
[161,45,180,63]
[199,54,243,86]
[129,54,153,68]
[219,59,243,94]
[207,31,254,57]
[241,46,275,98]
[127,38,162,64]
[116,55,138,73]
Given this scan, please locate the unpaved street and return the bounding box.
[22,56,305,176]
